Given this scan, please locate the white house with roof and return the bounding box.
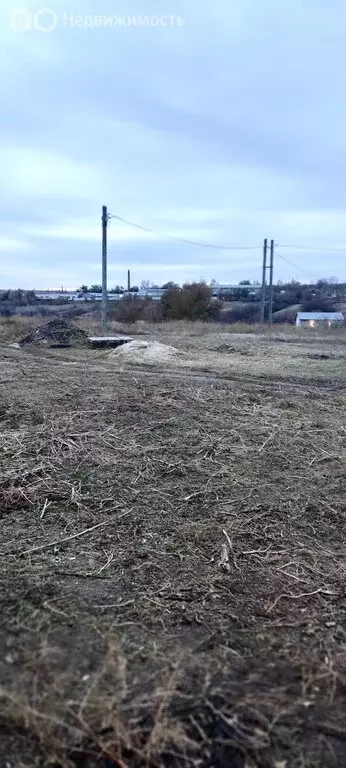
[295,311,344,327]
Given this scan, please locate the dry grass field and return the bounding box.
[0,317,345,767]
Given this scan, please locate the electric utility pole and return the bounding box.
[268,239,274,325]
[260,238,268,323]
[101,205,108,327]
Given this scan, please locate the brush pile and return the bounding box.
[19,318,88,347]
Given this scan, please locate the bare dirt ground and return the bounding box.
[0,320,345,767]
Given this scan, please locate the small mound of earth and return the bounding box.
[110,339,182,363]
[307,353,330,360]
[214,343,251,357]
[20,318,88,348]
[215,344,236,353]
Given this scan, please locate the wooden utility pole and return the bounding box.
[101,205,108,327]
[268,240,274,325]
[127,269,131,292]
[260,238,268,323]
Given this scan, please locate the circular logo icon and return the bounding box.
[9,8,33,33]
[34,8,58,33]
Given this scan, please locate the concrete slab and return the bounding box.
[88,336,132,349]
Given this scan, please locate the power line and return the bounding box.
[108,218,346,253]
[277,243,346,252]
[106,211,341,281]
[108,213,260,250]
[275,250,323,281]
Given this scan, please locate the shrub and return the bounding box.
[219,304,261,324]
[161,282,221,321]
[141,301,163,322]
[301,297,336,312]
[109,297,162,324]
[272,310,296,324]
[110,297,145,324]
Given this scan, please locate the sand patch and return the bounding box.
[110,339,183,364]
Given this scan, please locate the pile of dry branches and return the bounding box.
[19,317,88,347]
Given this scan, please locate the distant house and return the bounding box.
[295,311,344,327]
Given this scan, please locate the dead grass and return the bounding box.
[0,318,345,767]
[2,313,345,345]
[0,315,42,343]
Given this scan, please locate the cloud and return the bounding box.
[1,145,104,199]
[0,238,33,252]
[0,0,345,288]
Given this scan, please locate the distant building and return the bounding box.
[35,290,76,301]
[295,312,344,327]
[32,285,263,303]
[211,284,260,297]
[136,288,166,301]
[34,291,124,302]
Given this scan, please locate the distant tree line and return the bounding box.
[0,289,37,305]
[0,289,38,316]
[78,284,135,294]
[111,278,345,324]
[1,278,344,323]
[77,280,165,293]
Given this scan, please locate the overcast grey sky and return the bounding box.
[1,0,346,288]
